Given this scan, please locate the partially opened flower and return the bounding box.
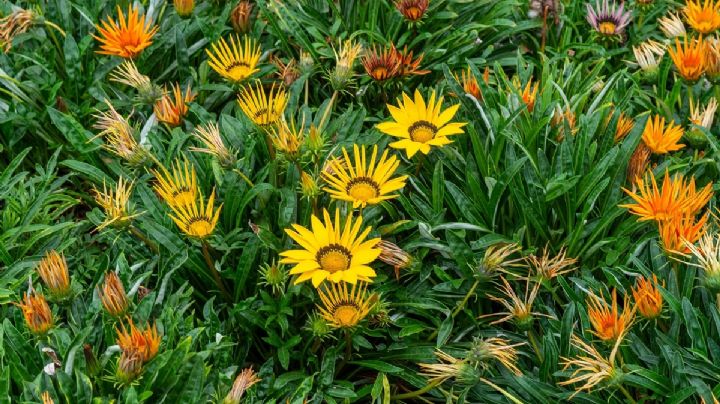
[237,83,288,127]
[94,5,158,58]
[224,367,261,404]
[632,274,664,319]
[206,35,261,83]
[682,232,720,291]
[109,60,161,103]
[395,0,429,22]
[15,290,54,335]
[92,100,148,164]
[230,0,254,33]
[559,334,623,396]
[36,250,71,300]
[419,350,481,385]
[270,118,305,161]
[117,318,160,363]
[706,37,720,80]
[280,209,381,287]
[41,392,54,404]
[316,281,376,328]
[658,12,686,38]
[690,98,718,130]
[658,212,708,254]
[585,0,632,37]
[191,122,236,167]
[362,44,401,81]
[328,39,363,91]
[525,246,577,281]
[621,170,713,221]
[614,112,635,142]
[466,337,524,376]
[154,83,196,127]
[519,78,539,112]
[684,0,720,34]
[299,171,320,199]
[377,90,466,158]
[174,0,195,17]
[322,144,408,208]
[393,45,430,76]
[668,36,707,82]
[93,177,139,230]
[483,276,542,330]
[632,40,665,79]
[98,272,129,317]
[455,67,486,101]
[151,159,198,208]
[641,114,685,154]
[168,189,223,239]
[272,56,300,86]
[587,289,634,343]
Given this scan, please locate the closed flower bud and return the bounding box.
[16,290,54,335]
[174,0,194,18]
[300,171,320,199]
[83,344,101,376]
[98,272,129,317]
[37,250,71,300]
[230,1,254,33]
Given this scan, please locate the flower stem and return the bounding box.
[318,91,338,131]
[619,385,636,404]
[335,330,353,376]
[232,168,255,187]
[128,226,159,253]
[390,379,444,400]
[527,329,542,362]
[427,279,479,342]
[201,241,232,302]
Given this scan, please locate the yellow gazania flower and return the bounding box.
[15,290,54,335]
[168,189,222,239]
[154,83,196,127]
[684,0,720,34]
[174,0,195,18]
[270,118,305,160]
[151,159,198,208]
[632,274,664,319]
[376,90,466,158]
[36,250,71,300]
[98,272,129,317]
[621,170,713,222]
[280,209,381,287]
[93,177,139,230]
[559,334,623,396]
[641,114,685,154]
[93,5,158,59]
[586,289,634,343]
[191,122,236,167]
[116,317,160,363]
[668,36,707,81]
[614,112,635,142]
[658,212,708,254]
[322,144,408,208]
[237,83,288,127]
[41,392,54,404]
[316,281,375,328]
[206,35,261,83]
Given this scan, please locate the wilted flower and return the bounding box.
[632,274,664,319]
[15,290,54,335]
[684,0,720,34]
[377,240,412,278]
[206,35,261,83]
[393,45,430,76]
[93,177,138,230]
[585,0,632,38]
[525,246,577,281]
[362,44,401,81]
[93,5,158,59]
[230,0,254,34]
[687,98,718,147]
[641,114,685,155]
[154,83,196,127]
[658,212,708,254]
[98,272,129,317]
[475,243,523,279]
[483,276,541,330]
[682,232,720,292]
[174,0,194,17]
[191,122,236,167]
[83,344,100,376]
[316,282,376,328]
[706,37,720,80]
[528,0,563,23]
[466,337,524,376]
[36,250,71,300]
[559,334,623,396]
[273,56,300,86]
[237,83,288,127]
[328,39,363,91]
[668,36,707,82]
[224,367,261,404]
[419,350,481,385]
[0,8,35,53]
[658,12,687,38]
[587,289,634,343]
[92,100,148,165]
[394,0,429,22]
[116,349,143,384]
[626,143,651,185]
[632,40,665,80]
[109,60,161,103]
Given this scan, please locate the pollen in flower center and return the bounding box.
[187,217,213,236]
[346,177,380,201]
[598,21,617,35]
[172,189,195,206]
[408,120,437,143]
[333,304,360,326]
[317,244,352,273]
[227,61,251,75]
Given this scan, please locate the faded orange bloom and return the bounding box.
[641,115,685,155]
[154,83,196,127]
[658,212,708,254]
[392,45,430,76]
[15,290,54,335]
[587,289,634,342]
[626,143,651,186]
[632,274,664,319]
[94,6,158,59]
[98,272,129,317]
[224,367,261,404]
[455,67,485,101]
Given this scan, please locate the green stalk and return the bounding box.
[201,241,232,302]
[427,279,479,341]
[390,379,444,400]
[129,226,159,253]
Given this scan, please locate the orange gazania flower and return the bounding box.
[154,83,196,127]
[621,170,713,222]
[641,115,685,154]
[614,112,635,142]
[15,290,54,335]
[632,274,664,319]
[658,212,708,254]
[362,44,401,81]
[116,318,160,363]
[520,78,539,112]
[392,45,430,76]
[587,289,634,342]
[668,36,707,81]
[684,0,720,34]
[454,67,487,101]
[394,0,429,21]
[98,272,129,317]
[94,6,159,59]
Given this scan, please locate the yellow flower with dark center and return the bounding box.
[116,318,160,363]
[394,0,429,21]
[316,281,375,328]
[632,274,664,319]
[614,112,634,142]
[154,83,196,127]
[93,177,138,230]
[377,90,466,158]
[206,35,260,83]
[668,36,707,81]
[684,0,720,34]
[37,250,71,300]
[658,212,708,254]
[322,144,408,208]
[98,272,129,317]
[15,290,53,335]
[621,170,713,222]
[280,209,381,286]
[362,44,401,81]
[586,289,634,342]
[237,83,288,127]
[168,189,223,239]
[93,5,158,59]
[641,114,685,154]
[151,159,198,208]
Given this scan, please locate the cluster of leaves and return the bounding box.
[2,0,720,403]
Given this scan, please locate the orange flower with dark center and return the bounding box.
[668,36,707,81]
[362,45,401,81]
[15,290,54,335]
[94,6,158,59]
[632,274,664,319]
[658,212,708,254]
[392,46,430,76]
[154,83,196,127]
[395,0,429,21]
[587,289,634,342]
[116,318,160,363]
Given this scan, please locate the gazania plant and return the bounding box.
[5,0,720,402]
